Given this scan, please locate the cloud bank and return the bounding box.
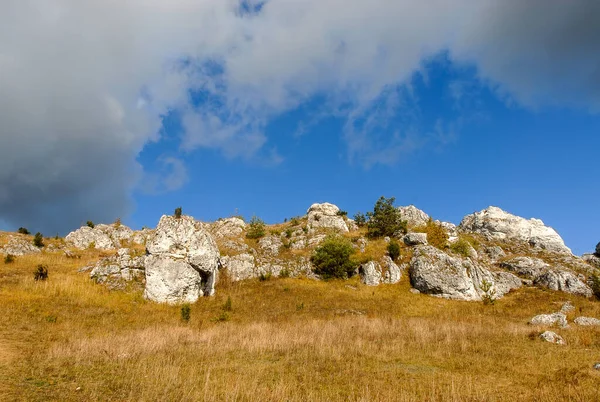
[1,0,598,232]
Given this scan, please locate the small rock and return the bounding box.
[403,233,428,246]
[529,313,568,328]
[539,331,565,345]
[384,236,391,243]
[574,316,600,326]
[594,363,600,370]
[409,288,420,294]
[560,301,575,313]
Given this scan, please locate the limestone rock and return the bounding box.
[560,301,575,313]
[403,233,428,246]
[459,206,571,254]
[144,215,220,303]
[529,313,568,328]
[582,253,600,269]
[485,246,506,262]
[307,203,349,232]
[398,205,429,227]
[258,235,283,255]
[132,228,155,245]
[573,316,600,326]
[0,236,41,256]
[89,248,145,290]
[500,257,550,278]
[211,217,246,239]
[220,253,256,281]
[539,331,565,345]
[439,221,458,238]
[66,223,135,250]
[381,256,402,284]
[359,261,383,286]
[409,246,520,301]
[534,270,592,297]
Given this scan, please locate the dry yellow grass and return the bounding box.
[1,241,600,401]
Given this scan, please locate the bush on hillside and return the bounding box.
[33,233,44,248]
[246,216,266,239]
[17,227,30,235]
[387,240,401,261]
[86,221,95,228]
[366,196,407,238]
[4,254,15,264]
[353,212,367,227]
[590,274,600,301]
[174,207,182,219]
[311,236,358,279]
[180,303,191,322]
[34,264,48,281]
[450,238,472,257]
[414,218,449,250]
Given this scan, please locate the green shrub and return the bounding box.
[174,207,182,219]
[33,233,44,248]
[290,217,300,226]
[4,254,15,264]
[180,303,191,322]
[279,268,291,278]
[213,311,230,322]
[17,227,30,235]
[246,216,266,239]
[353,212,367,227]
[450,238,472,257]
[590,274,600,300]
[336,210,348,217]
[366,196,407,238]
[285,228,293,238]
[480,280,496,305]
[387,240,401,261]
[86,221,95,228]
[310,236,358,279]
[34,264,48,281]
[259,272,272,282]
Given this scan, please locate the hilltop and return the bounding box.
[1,199,599,401]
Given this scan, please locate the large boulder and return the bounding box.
[459,206,571,254]
[398,205,429,227]
[144,215,220,304]
[211,217,246,239]
[66,223,135,250]
[88,248,146,290]
[409,246,521,301]
[0,235,41,256]
[359,256,402,286]
[307,203,349,232]
[529,313,568,328]
[403,232,428,246]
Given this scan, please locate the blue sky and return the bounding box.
[1,1,599,255]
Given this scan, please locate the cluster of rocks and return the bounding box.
[528,301,600,345]
[56,201,600,305]
[0,235,42,256]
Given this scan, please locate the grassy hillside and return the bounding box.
[1,239,599,401]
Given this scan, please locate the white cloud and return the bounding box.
[1,0,598,231]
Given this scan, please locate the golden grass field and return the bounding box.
[1,242,600,401]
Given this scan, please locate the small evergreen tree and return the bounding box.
[387,240,401,261]
[366,196,407,238]
[174,207,182,219]
[86,221,95,228]
[17,227,30,235]
[246,216,266,239]
[353,212,367,227]
[4,254,15,264]
[33,233,44,248]
[180,303,191,322]
[311,236,358,279]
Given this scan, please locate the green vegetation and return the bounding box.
[480,280,496,305]
[4,254,15,264]
[414,218,449,250]
[336,210,348,217]
[450,238,473,257]
[353,212,367,227]
[17,227,30,235]
[246,216,266,239]
[590,274,600,300]
[33,232,44,248]
[174,207,182,219]
[387,240,401,261]
[86,221,95,228]
[33,264,48,281]
[311,236,358,279]
[223,296,233,312]
[366,196,407,238]
[180,303,191,322]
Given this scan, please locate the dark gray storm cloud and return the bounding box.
[0,0,598,233]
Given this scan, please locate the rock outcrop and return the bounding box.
[88,248,146,290]
[574,316,600,326]
[66,223,135,250]
[539,331,565,345]
[0,236,41,256]
[144,215,220,304]
[307,203,349,232]
[211,217,246,239]
[409,246,521,301]
[398,205,429,227]
[529,312,568,328]
[459,206,571,254]
[359,256,402,286]
[403,233,428,246]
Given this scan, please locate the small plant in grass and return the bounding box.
[33,232,44,248]
[4,254,15,264]
[450,238,472,257]
[88,241,96,250]
[336,210,348,217]
[246,216,266,239]
[213,311,230,322]
[311,235,358,279]
[387,240,401,261]
[34,264,48,281]
[279,268,291,278]
[259,272,272,282]
[17,227,30,235]
[302,226,308,234]
[290,217,300,226]
[174,207,182,219]
[590,274,600,300]
[285,228,293,238]
[480,280,496,305]
[223,296,232,312]
[180,303,191,322]
[296,302,304,311]
[86,221,95,228]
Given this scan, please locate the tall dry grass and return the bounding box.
[1,238,599,401]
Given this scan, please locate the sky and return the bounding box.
[0,0,599,255]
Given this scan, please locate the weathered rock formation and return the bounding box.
[359,256,401,286]
[539,331,565,345]
[66,223,135,250]
[459,206,571,254]
[144,215,220,304]
[88,248,146,290]
[307,203,349,232]
[529,312,568,328]
[0,236,41,256]
[398,205,429,227]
